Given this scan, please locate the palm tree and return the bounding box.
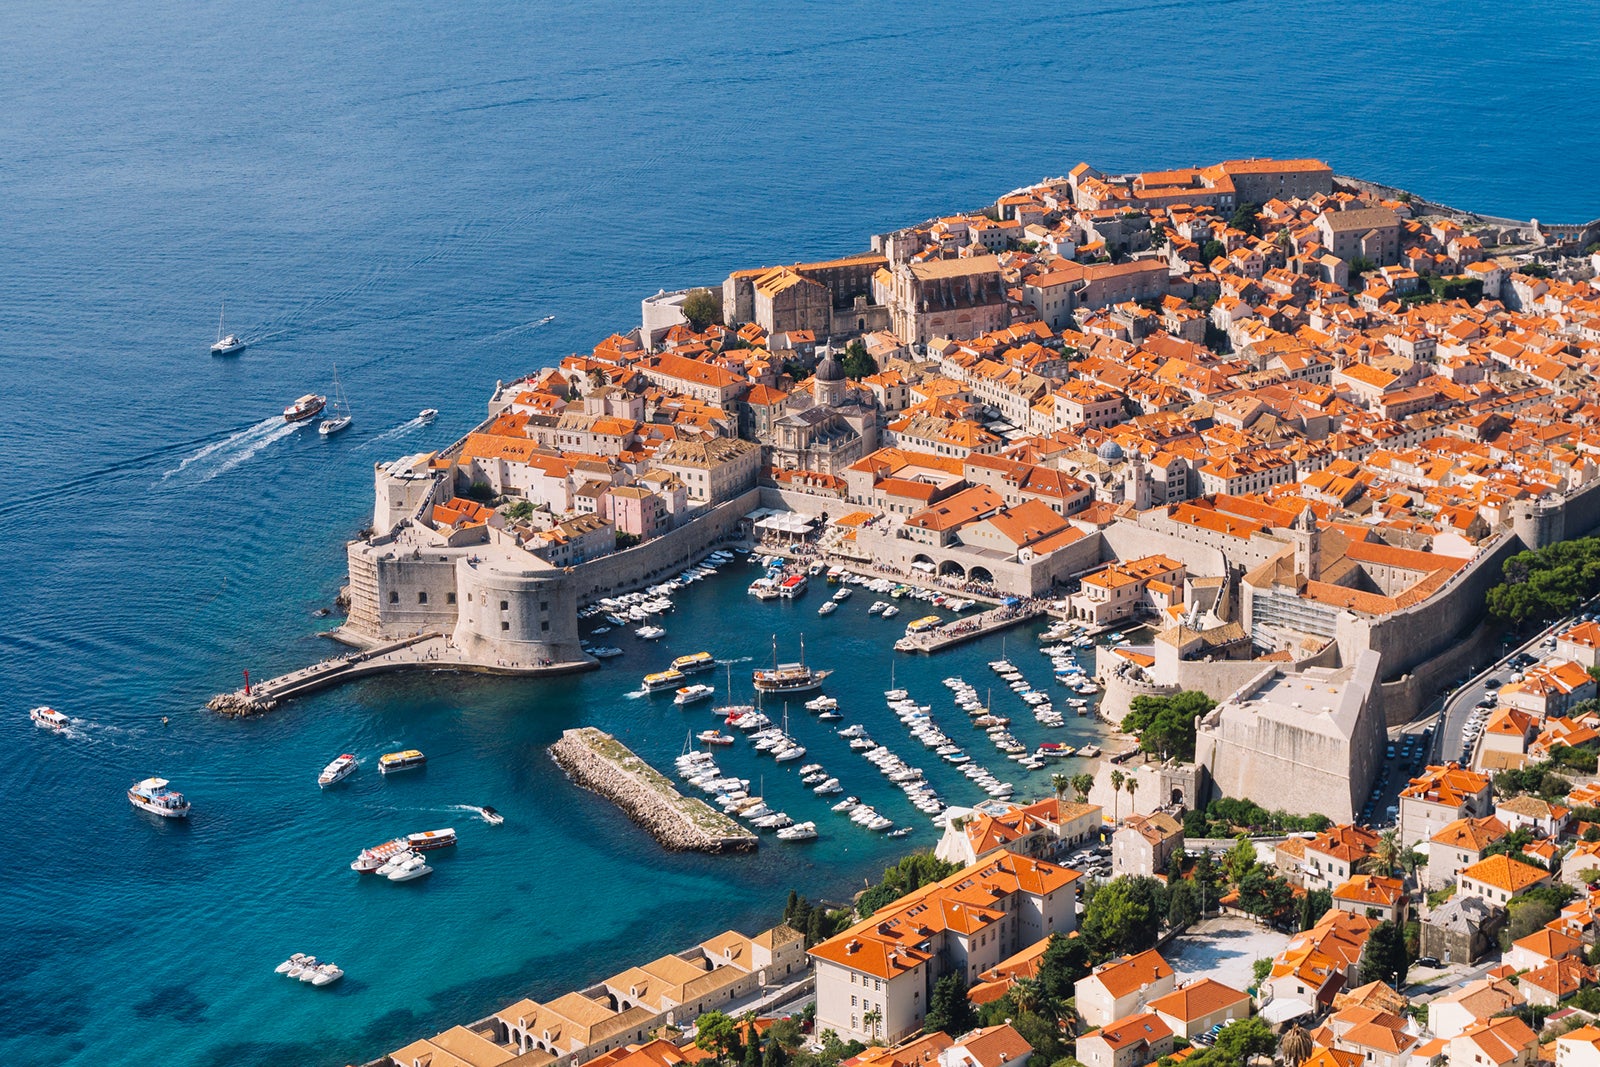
[1010,976,1042,1017]
[1125,776,1139,816]
[1110,770,1125,826]
[1281,1025,1313,1067]
[1052,773,1070,803]
[1365,829,1401,877]
[1071,773,1095,803]
[862,1008,881,1042]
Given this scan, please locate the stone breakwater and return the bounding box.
[549,727,758,854]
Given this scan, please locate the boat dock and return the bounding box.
[549,728,757,853]
[893,602,1046,654]
[206,633,595,715]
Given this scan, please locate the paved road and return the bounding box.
[1427,599,1600,769]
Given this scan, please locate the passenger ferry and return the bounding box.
[406,828,457,851]
[318,753,358,787]
[378,749,427,774]
[670,651,715,675]
[674,683,716,706]
[128,777,191,818]
[30,706,69,731]
[777,573,809,599]
[752,636,831,695]
[905,615,943,634]
[283,393,327,422]
[642,668,686,692]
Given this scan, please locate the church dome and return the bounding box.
[1096,439,1125,462]
[815,354,844,382]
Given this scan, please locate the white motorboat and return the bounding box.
[30,706,69,731]
[813,777,842,795]
[804,695,838,712]
[310,963,344,986]
[387,856,433,882]
[286,956,318,978]
[128,777,190,818]
[774,744,806,762]
[418,408,438,422]
[636,625,666,640]
[318,753,357,788]
[832,796,859,812]
[674,684,715,706]
[210,299,247,355]
[818,601,838,616]
[375,849,420,877]
[777,821,818,841]
[276,953,312,974]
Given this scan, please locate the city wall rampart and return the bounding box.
[566,488,761,605]
[1106,515,1232,576]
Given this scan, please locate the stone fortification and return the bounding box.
[548,728,757,854]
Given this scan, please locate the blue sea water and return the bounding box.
[2,1,1598,1064]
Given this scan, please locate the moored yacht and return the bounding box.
[128,777,190,818]
[407,827,457,851]
[752,635,830,695]
[30,706,69,731]
[318,753,357,788]
[351,837,410,872]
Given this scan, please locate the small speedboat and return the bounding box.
[636,625,666,640]
[479,805,505,825]
[697,730,736,746]
[674,684,716,706]
[310,963,344,986]
[418,408,438,422]
[286,956,318,978]
[30,706,70,731]
[887,826,915,838]
[318,753,357,788]
[386,855,433,882]
[276,953,312,975]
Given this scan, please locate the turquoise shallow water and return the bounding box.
[2,1,1598,1064]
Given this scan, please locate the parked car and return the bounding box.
[1415,956,1442,968]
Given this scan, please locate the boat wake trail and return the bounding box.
[361,416,429,449]
[196,420,302,483]
[474,314,555,345]
[162,417,282,480]
[716,656,754,665]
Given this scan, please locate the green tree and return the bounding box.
[1036,932,1092,1004]
[858,852,961,916]
[1122,691,1214,762]
[1200,239,1226,264]
[1357,921,1409,988]
[1125,776,1139,814]
[1052,773,1071,802]
[682,288,721,331]
[1110,770,1125,825]
[1364,830,1400,876]
[1505,898,1561,945]
[1082,875,1166,955]
[925,972,976,1035]
[1167,877,1201,929]
[1299,888,1332,931]
[1281,1026,1313,1067]
[860,1009,881,1044]
[840,339,879,380]
[1224,836,1259,886]
[743,1031,762,1067]
[1071,773,1095,803]
[765,1036,790,1067]
[697,1011,741,1063]
[504,499,535,522]
[1229,202,1262,237]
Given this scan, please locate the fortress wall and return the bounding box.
[1562,478,1600,542]
[1104,517,1231,576]
[452,562,586,666]
[1197,712,1362,822]
[345,542,463,639]
[566,489,761,605]
[1343,530,1521,681]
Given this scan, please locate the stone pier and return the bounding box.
[549,727,757,853]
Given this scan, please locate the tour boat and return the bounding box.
[407,827,457,851]
[351,837,410,872]
[670,651,715,674]
[418,408,438,422]
[318,753,358,788]
[777,574,808,599]
[642,668,686,692]
[674,684,716,706]
[283,393,327,422]
[128,777,191,818]
[318,365,353,436]
[752,636,830,695]
[378,749,427,774]
[30,706,69,731]
[210,300,246,355]
[697,730,736,746]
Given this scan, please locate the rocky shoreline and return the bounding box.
[549,727,758,854]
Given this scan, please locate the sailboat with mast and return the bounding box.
[752,634,831,695]
[319,364,353,436]
[210,299,246,355]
